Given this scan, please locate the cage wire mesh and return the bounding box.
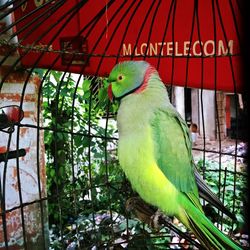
[0,0,248,249]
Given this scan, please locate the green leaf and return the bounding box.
[236,214,245,223]
[82,79,91,92]
[102,78,109,88]
[61,88,70,97]
[59,166,65,176]
[211,186,219,194]
[49,168,56,178]
[98,88,108,106]
[51,71,62,83]
[74,135,83,147]
[83,91,91,100]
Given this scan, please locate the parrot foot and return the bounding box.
[150,209,167,230]
[150,210,180,237]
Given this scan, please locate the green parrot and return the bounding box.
[107,60,241,250]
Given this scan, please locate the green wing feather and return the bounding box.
[150,107,242,249]
[151,108,202,211]
[150,107,236,219]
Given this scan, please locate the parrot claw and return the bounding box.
[150,210,180,237]
[150,209,166,230]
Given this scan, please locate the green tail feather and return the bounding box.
[181,202,242,250]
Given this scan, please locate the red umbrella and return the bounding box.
[12,0,242,92]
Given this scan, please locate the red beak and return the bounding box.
[108,84,113,102]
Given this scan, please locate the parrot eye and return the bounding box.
[118,74,124,81]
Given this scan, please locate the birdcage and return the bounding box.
[0,1,248,249]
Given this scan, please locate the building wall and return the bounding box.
[0,11,48,250]
[191,89,227,140]
[216,91,226,140]
[191,89,217,140]
[173,87,225,140]
[172,86,185,119]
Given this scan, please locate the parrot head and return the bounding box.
[108,60,151,101]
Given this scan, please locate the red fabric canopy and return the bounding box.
[13,0,242,92]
